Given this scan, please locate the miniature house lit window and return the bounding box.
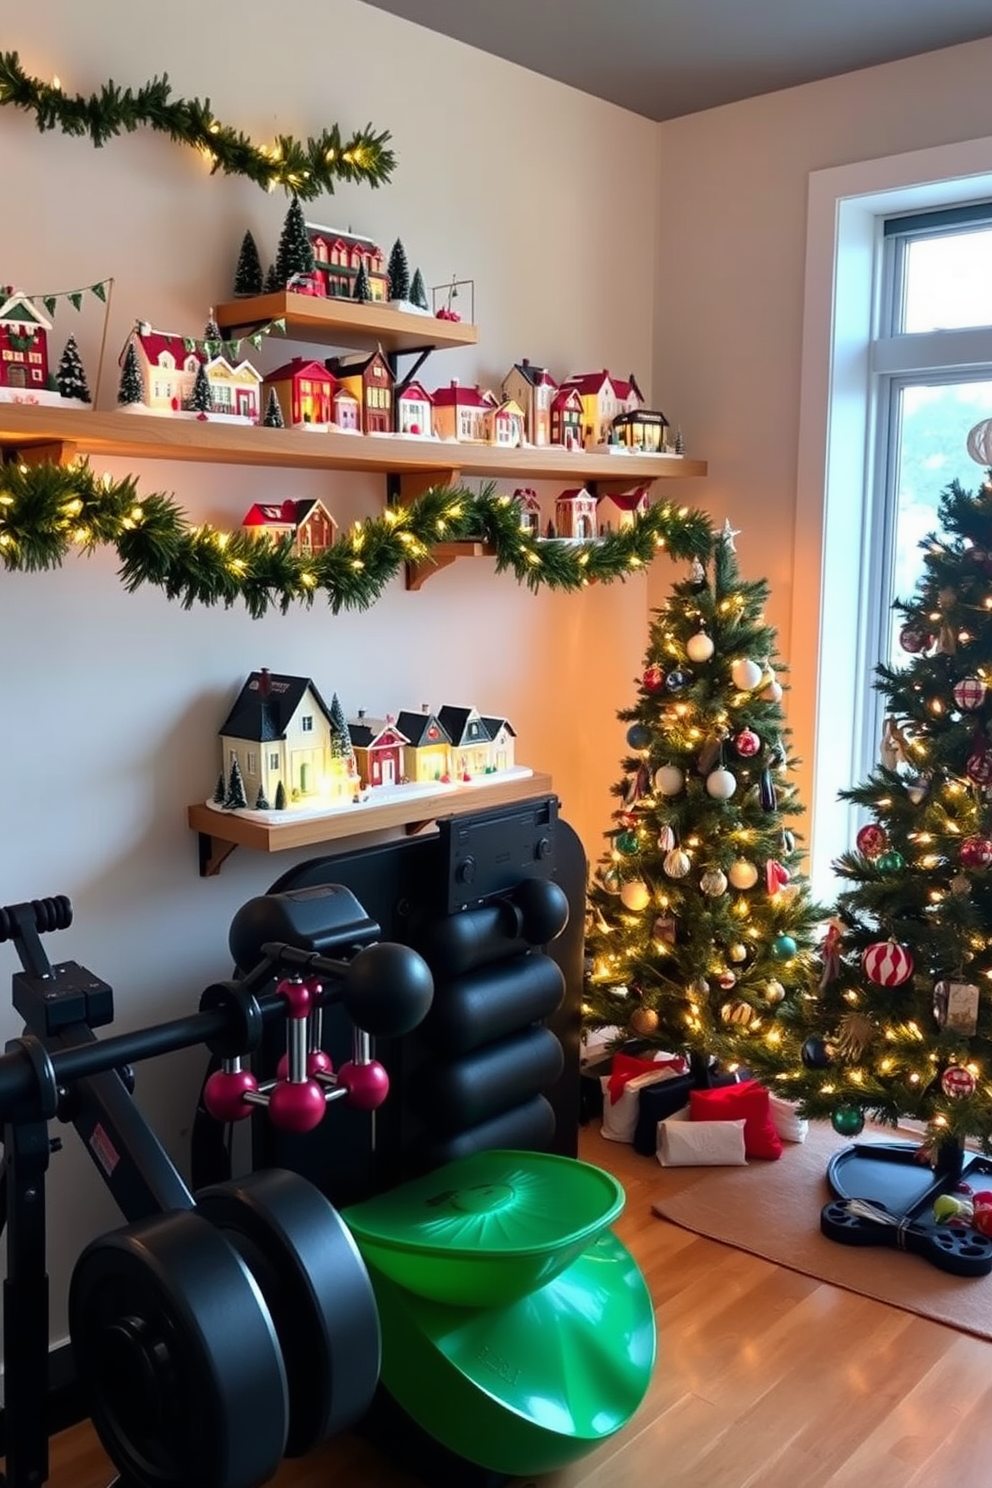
[302,716,314,732]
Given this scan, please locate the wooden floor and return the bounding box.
[29,1125,992,1488]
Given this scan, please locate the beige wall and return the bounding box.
[0,0,667,1343]
[651,33,992,844]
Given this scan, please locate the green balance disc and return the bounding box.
[342,1149,625,1307]
[365,1227,656,1477]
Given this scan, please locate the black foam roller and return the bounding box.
[419,1095,557,1169]
[416,903,531,979]
[420,954,565,1056]
[411,1026,564,1132]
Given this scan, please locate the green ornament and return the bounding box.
[616,830,640,856]
[876,850,905,871]
[830,1102,865,1137]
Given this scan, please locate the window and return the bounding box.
[796,138,992,898]
[269,751,279,770]
[301,715,313,733]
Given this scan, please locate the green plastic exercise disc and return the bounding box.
[366,1227,656,1476]
[342,1149,625,1306]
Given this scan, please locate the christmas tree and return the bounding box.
[224,758,248,811]
[262,387,285,428]
[409,267,429,311]
[387,238,410,301]
[233,230,264,296]
[117,340,143,405]
[188,361,212,414]
[746,455,992,1161]
[56,335,91,402]
[275,197,315,288]
[583,523,823,1085]
[353,261,371,303]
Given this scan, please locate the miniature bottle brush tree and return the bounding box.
[583,523,823,1085]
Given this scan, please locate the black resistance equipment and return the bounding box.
[0,891,433,1488]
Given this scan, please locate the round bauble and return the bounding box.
[941,1064,977,1099]
[686,630,715,663]
[967,416,992,465]
[652,914,677,944]
[601,867,622,894]
[720,999,754,1027]
[620,879,651,911]
[615,830,640,856]
[716,969,737,990]
[760,675,784,703]
[728,858,759,890]
[898,624,931,654]
[771,934,797,960]
[626,722,652,751]
[830,1102,865,1137]
[734,728,761,758]
[700,868,728,897]
[728,942,749,964]
[642,663,666,692]
[629,1006,660,1036]
[855,823,888,859]
[960,835,992,870]
[801,1036,831,1069]
[950,873,972,896]
[706,768,737,800]
[663,848,691,879]
[862,939,914,987]
[665,669,690,693]
[731,658,763,691]
[654,764,684,796]
[967,748,992,785]
[876,850,905,872]
[764,979,786,1004]
[953,676,987,712]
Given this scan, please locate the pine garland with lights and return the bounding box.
[0,460,713,615]
[583,524,824,1078]
[745,469,992,1158]
[0,50,395,198]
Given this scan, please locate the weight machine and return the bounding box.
[0,891,433,1488]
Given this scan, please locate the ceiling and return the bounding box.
[362,0,992,122]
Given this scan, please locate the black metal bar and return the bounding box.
[3,1120,52,1488]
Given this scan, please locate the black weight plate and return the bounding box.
[196,1167,380,1456]
[69,1208,288,1488]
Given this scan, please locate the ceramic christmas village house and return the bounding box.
[118,320,262,421]
[213,671,522,817]
[0,288,92,406]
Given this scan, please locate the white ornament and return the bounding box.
[620,880,651,911]
[654,764,684,796]
[663,848,691,879]
[760,676,783,702]
[686,631,715,663]
[731,658,763,691]
[706,768,737,800]
[728,858,759,889]
[700,869,728,896]
[656,824,676,852]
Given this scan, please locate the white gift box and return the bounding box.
[599,1066,683,1143]
[656,1112,748,1166]
[768,1092,808,1143]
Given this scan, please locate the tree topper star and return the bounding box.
[718,518,740,551]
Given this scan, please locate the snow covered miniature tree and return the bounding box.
[203,310,221,350]
[353,261,372,303]
[275,197,315,287]
[254,784,270,810]
[213,772,226,805]
[262,387,285,428]
[329,693,354,766]
[388,238,410,301]
[224,758,248,810]
[583,522,823,1084]
[233,230,264,296]
[56,335,91,402]
[274,780,287,811]
[188,361,212,415]
[264,262,280,293]
[117,341,144,406]
[409,267,429,311]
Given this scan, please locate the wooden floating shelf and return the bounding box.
[0,404,707,484]
[406,541,496,591]
[188,772,555,876]
[213,291,480,355]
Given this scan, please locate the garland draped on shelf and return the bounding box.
[0,51,396,198]
[0,460,713,617]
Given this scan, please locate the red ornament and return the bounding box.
[856,824,888,859]
[861,940,914,987]
[941,1065,977,1099]
[954,676,987,711]
[734,729,761,758]
[643,664,666,692]
[899,625,931,654]
[967,748,992,784]
[960,836,992,870]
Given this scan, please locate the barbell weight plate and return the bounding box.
[68,1208,289,1488]
[196,1167,381,1457]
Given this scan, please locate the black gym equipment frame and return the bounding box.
[0,891,403,1488]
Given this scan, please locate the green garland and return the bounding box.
[0,460,714,617]
[0,51,395,198]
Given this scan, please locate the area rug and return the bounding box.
[651,1120,992,1340]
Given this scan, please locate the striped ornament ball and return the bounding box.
[861,940,914,987]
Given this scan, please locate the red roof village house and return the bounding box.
[395,379,434,438]
[347,711,409,789]
[124,323,262,419]
[241,498,338,554]
[550,385,584,449]
[431,381,496,443]
[303,224,389,301]
[261,358,339,428]
[598,486,650,534]
[555,487,598,540]
[0,289,50,395]
[557,369,644,448]
[512,488,542,535]
[326,348,395,435]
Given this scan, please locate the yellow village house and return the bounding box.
[218,669,355,809]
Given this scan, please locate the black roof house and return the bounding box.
[219,669,335,742]
[394,708,452,748]
[437,706,492,749]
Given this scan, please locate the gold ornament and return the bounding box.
[720,999,755,1027]
[764,979,786,1004]
[833,1011,875,1060]
[630,1006,660,1036]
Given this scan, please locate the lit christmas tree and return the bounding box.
[583,523,823,1085]
[746,446,992,1166]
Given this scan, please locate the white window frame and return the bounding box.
[795,135,992,900]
